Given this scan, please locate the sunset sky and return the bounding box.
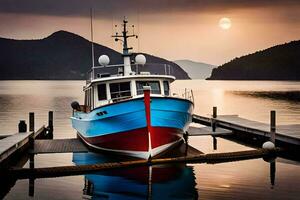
[0,0,299,65]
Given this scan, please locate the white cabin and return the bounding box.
[84,65,175,110]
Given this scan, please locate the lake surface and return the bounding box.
[1,80,300,199]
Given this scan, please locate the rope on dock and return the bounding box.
[2,148,281,180]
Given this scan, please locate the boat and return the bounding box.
[70,18,194,159]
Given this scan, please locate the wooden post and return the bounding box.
[18,120,27,133]
[213,107,217,118]
[29,176,35,196]
[29,112,35,132]
[183,132,189,156]
[29,153,35,169]
[270,160,276,188]
[213,137,217,150]
[29,130,35,196]
[212,107,217,150]
[48,111,53,134]
[270,110,276,145]
[212,107,217,132]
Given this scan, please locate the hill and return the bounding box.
[207,40,300,80]
[174,60,215,79]
[0,31,189,80]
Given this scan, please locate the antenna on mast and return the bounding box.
[111,17,138,76]
[90,8,95,68]
[112,17,138,56]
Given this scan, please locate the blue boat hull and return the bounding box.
[71,97,193,159]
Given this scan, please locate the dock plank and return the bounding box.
[188,126,232,136]
[277,124,300,137]
[217,115,300,138]
[0,132,32,163]
[192,114,300,145]
[32,139,88,154]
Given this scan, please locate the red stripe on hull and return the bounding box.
[151,127,183,149]
[82,128,149,151]
[79,127,183,152]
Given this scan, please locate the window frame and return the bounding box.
[163,81,170,96]
[97,83,107,101]
[109,81,132,101]
[136,81,161,95]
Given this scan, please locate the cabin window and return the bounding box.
[109,82,131,100]
[97,84,107,100]
[163,81,170,96]
[136,81,161,95]
[86,89,91,107]
[88,89,92,107]
[84,91,87,106]
[91,87,94,109]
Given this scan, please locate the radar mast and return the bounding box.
[112,17,138,76]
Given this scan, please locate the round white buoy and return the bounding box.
[98,55,110,66]
[262,141,275,150]
[135,54,146,65]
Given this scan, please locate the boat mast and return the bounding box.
[90,8,95,80]
[112,17,138,76]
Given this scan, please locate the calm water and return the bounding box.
[1,80,300,199]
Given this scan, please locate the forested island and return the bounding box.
[207,40,300,80]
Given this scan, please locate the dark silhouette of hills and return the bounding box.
[207,40,300,80]
[0,31,189,80]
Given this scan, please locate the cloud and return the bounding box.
[0,0,299,18]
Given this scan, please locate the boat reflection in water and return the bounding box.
[72,152,198,199]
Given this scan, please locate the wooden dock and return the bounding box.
[0,132,33,164]
[0,109,299,182]
[193,113,300,146]
[2,148,280,180]
[0,125,50,165]
[0,112,53,167]
[30,138,88,154]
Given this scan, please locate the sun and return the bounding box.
[219,17,231,30]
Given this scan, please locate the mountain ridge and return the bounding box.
[0,31,190,80]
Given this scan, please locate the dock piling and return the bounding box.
[48,111,54,137]
[213,137,217,150]
[211,107,218,150]
[29,150,35,197]
[48,111,53,130]
[29,177,34,196]
[270,160,276,188]
[270,111,276,145]
[212,107,217,132]
[29,112,34,132]
[18,120,27,133]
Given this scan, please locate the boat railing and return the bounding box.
[172,88,194,103]
[131,63,173,76]
[86,63,173,84]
